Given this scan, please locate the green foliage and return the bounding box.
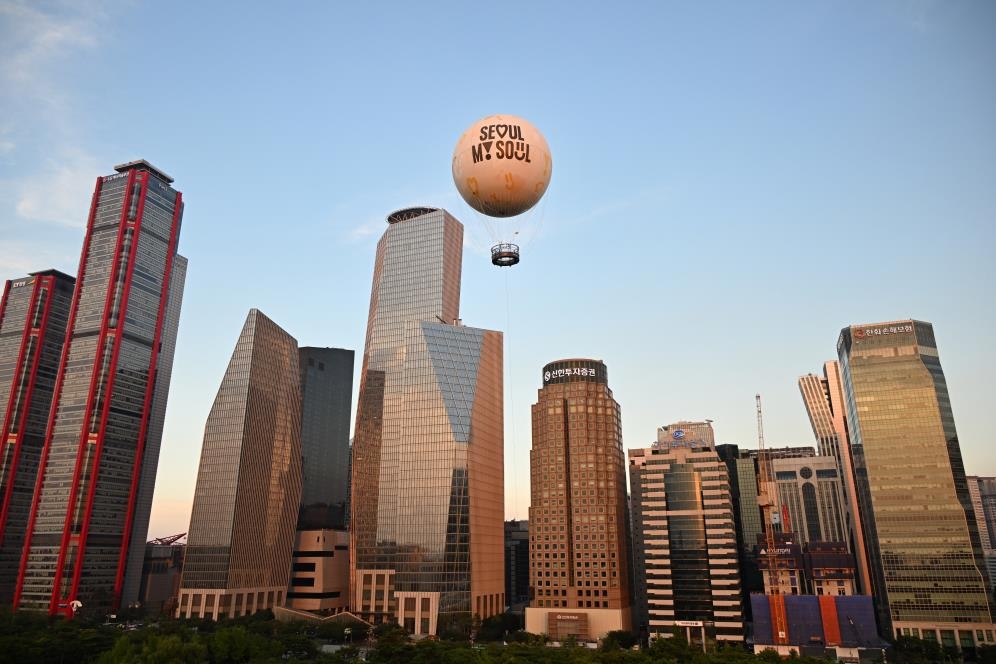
[601,630,639,651]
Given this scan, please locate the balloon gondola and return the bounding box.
[490,243,520,267]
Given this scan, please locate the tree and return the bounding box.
[601,630,639,651]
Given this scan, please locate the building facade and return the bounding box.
[838,319,995,646]
[524,359,632,642]
[287,529,349,613]
[967,476,996,592]
[772,456,847,547]
[349,207,504,637]
[799,362,872,594]
[178,309,302,619]
[298,347,354,531]
[15,160,187,616]
[139,540,184,616]
[0,270,75,604]
[630,422,744,644]
[505,519,529,610]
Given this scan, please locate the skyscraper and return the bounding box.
[349,207,503,637]
[14,160,186,616]
[0,270,75,604]
[838,320,995,645]
[505,520,529,610]
[967,476,996,592]
[630,421,744,645]
[178,309,302,619]
[799,362,872,594]
[524,359,632,642]
[297,347,354,530]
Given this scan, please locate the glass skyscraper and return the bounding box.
[297,347,354,530]
[838,319,995,646]
[349,207,504,637]
[524,359,632,642]
[0,270,75,604]
[14,160,186,617]
[178,309,302,619]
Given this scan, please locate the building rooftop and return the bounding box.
[114,159,174,184]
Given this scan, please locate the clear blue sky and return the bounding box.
[1,1,994,537]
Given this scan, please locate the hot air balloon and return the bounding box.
[452,114,552,266]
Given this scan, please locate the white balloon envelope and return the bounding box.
[452,114,552,218]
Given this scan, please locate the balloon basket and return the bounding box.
[491,243,520,267]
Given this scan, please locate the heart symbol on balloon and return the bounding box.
[496,125,508,138]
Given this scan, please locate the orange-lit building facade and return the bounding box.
[177,309,302,619]
[838,319,995,647]
[349,208,504,637]
[525,359,632,642]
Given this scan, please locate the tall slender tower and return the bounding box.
[350,207,504,637]
[799,362,872,594]
[524,359,632,642]
[14,160,187,616]
[838,320,995,644]
[0,270,75,603]
[178,309,302,619]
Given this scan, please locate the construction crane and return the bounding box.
[149,532,186,546]
[756,394,789,645]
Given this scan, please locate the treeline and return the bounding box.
[0,607,993,664]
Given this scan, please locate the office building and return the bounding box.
[799,363,872,594]
[630,421,744,645]
[178,309,302,619]
[139,538,185,616]
[298,347,353,530]
[838,319,995,647]
[772,456,847,547]
[349,207,504,636]
[0,270,75,604]
[505,520,529,609]
[524,359,632,642]
[15,160,186,616]
[968,476,996,592]
[287,529,349,613]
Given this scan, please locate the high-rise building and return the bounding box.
[524,359,632,642]
[838,319,995,646]
[505,520,529,610]
[0,270,75,603]
[349,207,504,637]
[967,476,996,592]
[178,309,302,619]
[771,456,847,547]
[298,347,353,530]
[715,444,764,617]
[14,160,186,616]
[630,422,744,645]
[799,362,872,594]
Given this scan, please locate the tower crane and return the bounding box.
[756,394,789,645]
[149,532,186,546]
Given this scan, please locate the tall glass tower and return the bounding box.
[350,207,504,637]
[297,347,354,530]
[0,270,75,604]
[14,160,186,617]
[838,320,994,645]
[178,309,302,619]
